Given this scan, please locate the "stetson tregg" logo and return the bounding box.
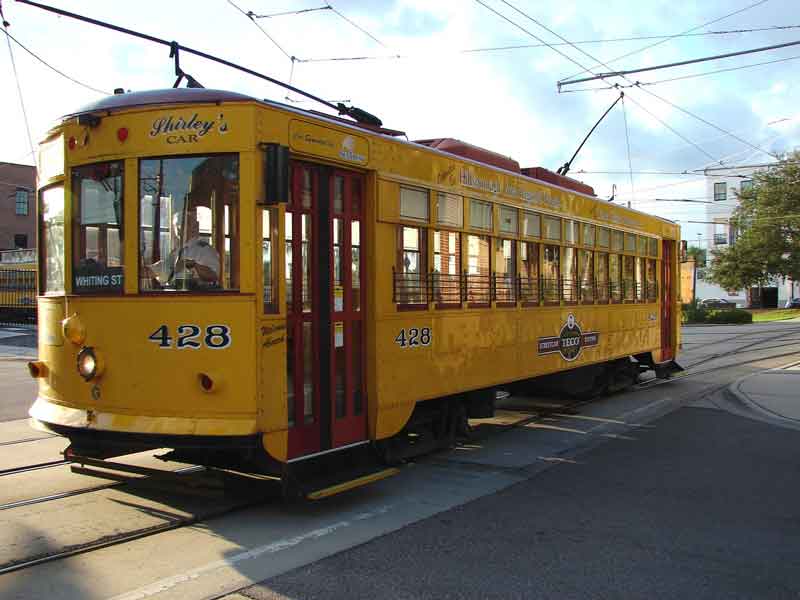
[537,313,599,362]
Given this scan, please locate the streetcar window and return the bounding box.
[522,211,540,238]
[466,234,490,305]
[579,249,594,302]
[520,241,539,304]
[636,257,644,301]
[646,259,657,301]
[624,232,636,253]
[648,237,659,257]
[495,239,516,304]
[637,235,648,256]
[582,223,595,247]
[437,192,463,228]
[543,216,561,241]
[262,208,277,313]
[596,252,609,302]
[469,199,493,231]
[395,226,427,306]
[609,254,622,302]
[433,230,461,306]
[139,155,239,293]
[611,230,623,252]
[72,162,124,294]
[499,206,518,235]
[597,227,610,248]
[623,255,636,301]
[40,185,65,294]
[542,245,560,303]
[562,246,577,302]
[400,186,429,222]
[564,220,578,244]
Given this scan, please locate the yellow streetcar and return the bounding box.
[28,87,681,498]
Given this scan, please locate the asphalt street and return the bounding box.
[242,405,800,600]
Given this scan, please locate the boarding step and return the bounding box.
[655,360,684,379]
[287,443,399,500]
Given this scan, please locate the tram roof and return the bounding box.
[64,88,677,229]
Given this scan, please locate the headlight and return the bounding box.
[77,346,104,381]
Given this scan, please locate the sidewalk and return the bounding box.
[726,359,800,422]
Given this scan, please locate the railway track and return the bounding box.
[0,459,68,477]
[3,331,798,578]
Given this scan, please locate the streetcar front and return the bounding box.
[29,89,285,470]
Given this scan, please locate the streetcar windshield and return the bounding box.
[139,154,239,292]
[40,185,65,294]
[71,161,124,294]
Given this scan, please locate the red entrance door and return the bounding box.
[286,162,367,459]
[660,240,674,361]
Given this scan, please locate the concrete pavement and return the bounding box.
[726,360,800,424]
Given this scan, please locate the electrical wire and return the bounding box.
[327,3,386,48]
[0,27,109,95]
[622,94,720,164]
[2,18,36,169]
[249,5,331,19]
[559,37,800,87]
[637,87,778,159]
[299,24,800,64]
[559,0,771,84]
[567,53,800,92]
[472,0,599,78]
[228,0,292,61]
[621,95,635,204]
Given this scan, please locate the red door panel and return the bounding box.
[660,240,674,361]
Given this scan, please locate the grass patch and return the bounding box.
[748,309,800,323]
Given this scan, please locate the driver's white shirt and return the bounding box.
[151,238,220,284]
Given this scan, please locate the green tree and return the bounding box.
[685,246,706,266]
[707,151,800,291]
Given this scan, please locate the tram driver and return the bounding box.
[144,209,220,289]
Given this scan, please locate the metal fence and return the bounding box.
[0,269,37,325]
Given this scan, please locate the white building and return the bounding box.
[696,165,798,307]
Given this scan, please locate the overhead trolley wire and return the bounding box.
[0,27,109,95]
[327,3,387,48]
[558,0,771,85]
[621,95,635,205]
[561,53,800,93]
[299,24,800,63]
[248,5,331,19]
[559,37,800,88]
[1,7,36,168]
[637,87,779,159]
[227,0,293,61]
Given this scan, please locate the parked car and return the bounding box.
[699,298,736,309]
[785,298,800,308]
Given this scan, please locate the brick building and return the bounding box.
[0,162,36,251]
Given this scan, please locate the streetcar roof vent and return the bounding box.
[521,166,596,196]
[414,138,521,173]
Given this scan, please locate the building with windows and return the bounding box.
[0,162,36,252]
[698,165,797,307]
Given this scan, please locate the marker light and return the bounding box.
[117,127,128,142]
[27,361,47,379]
[62,314,86,345]
[68,137,77,150]
[77,347,104,381]
[198,372,220,393]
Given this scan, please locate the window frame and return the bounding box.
[137,153,241,295]
[15,189,29,216]
[400,185,430,223]
[713,181,727,202]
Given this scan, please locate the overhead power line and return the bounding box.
[228,0,292,61]
[327,3,386,48]
[299,24,800,63]
[0,27,109,95]
[559,0,771,84]
[248,5,331,19]
[2,15,36,168]
[559,38,800,88]
[560,53,800,93]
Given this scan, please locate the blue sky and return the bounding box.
[2,0,798,243]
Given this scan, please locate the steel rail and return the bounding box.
[0,465,206,512]
[0,459,67,477]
